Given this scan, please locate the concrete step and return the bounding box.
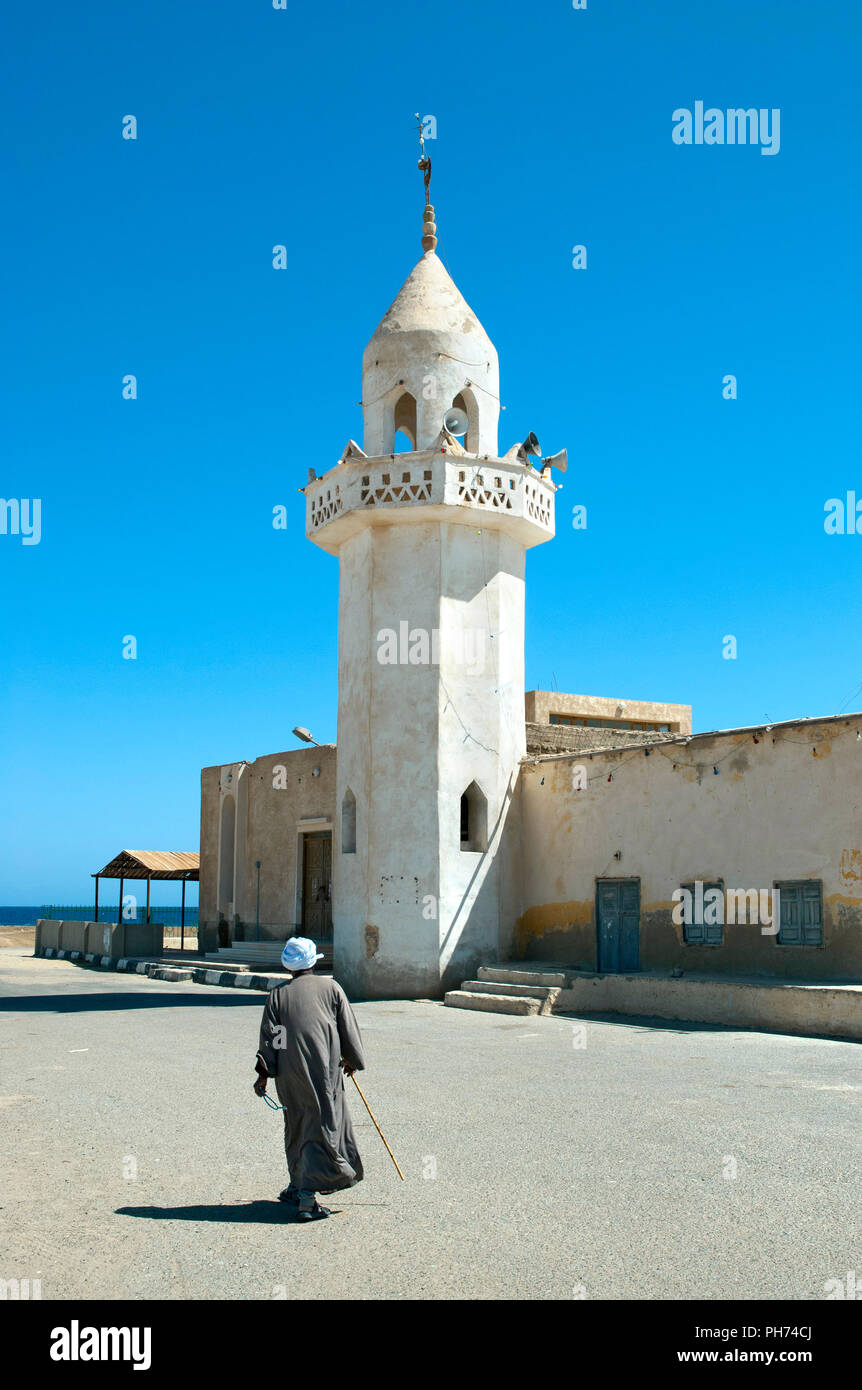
[478,965,568,988]
[204,943,334,965]
[460,980,561,1014]
[206,944,285,954]
[463,979,556,999]
[205,949,282,962]
[204,950,286,968]
[444,989,542,1017]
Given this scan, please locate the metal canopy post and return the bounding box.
[94,876,99,923]
[118,875,124,929]
[181,878,186,953]
[146,876,151,925]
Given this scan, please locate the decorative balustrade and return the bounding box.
[306,455,555,537]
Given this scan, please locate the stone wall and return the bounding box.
[199,746,337,940]
[525,722,677,755]
[518,716,862,980]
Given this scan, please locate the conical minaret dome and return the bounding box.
[362,238,500,458]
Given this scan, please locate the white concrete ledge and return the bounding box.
[553,973,862,1041]
[445,989,542,1016]
[478,965,568,988]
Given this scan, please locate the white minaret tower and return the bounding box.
[305,162,557,999]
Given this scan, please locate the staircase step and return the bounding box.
[444,990,542,1017]
[461,979,560,1001]
[205,950,284,960]
[208,945,284,953]
[204,944,334,962]
[205,949,281,959]
[477,965,568,988]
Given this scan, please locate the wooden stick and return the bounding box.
[350,1073,405,1180]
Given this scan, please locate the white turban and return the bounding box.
[281,936,323,972]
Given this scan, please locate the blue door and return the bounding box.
[596,879,640,972]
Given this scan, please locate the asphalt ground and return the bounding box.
[1,947,859,1301]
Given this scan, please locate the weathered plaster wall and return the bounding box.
[333,518,528,999]
[361,251,500,457]
[198,765,220,929]
[241,745,336,936]
[199,748,336,940]
[334,521,441,998]
[518,718,862,979]
[436,525,526,990]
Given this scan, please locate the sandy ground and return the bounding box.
[0,926,35,950]
[1,945,860,1301]
[3,926,199,952]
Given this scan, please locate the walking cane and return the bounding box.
[349,1072,405,1181]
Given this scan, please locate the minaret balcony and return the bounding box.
[305,448,556,555]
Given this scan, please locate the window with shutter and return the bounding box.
[776,880,823,946]
[680,881,724,945]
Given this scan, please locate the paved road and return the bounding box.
[1,947,859,1300]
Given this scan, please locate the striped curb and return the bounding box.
[34,947,284,992]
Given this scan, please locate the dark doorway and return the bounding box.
[596,878,640,972]
[301,832,332,939]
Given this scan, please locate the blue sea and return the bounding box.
[0,907,199,927]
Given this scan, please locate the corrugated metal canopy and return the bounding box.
[92,850,199,881]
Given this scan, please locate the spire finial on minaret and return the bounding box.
[415,113,437,253]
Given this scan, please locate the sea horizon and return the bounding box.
[0,906,200,927]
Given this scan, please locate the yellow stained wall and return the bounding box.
[518,719,862,980]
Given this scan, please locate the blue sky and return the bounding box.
[2,0,860,901]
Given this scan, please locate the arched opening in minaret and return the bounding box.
[452,389,480,454]
[341,787,357,855]
[218,794,236,910]
[393,391,417,452]
[459,780,488,853]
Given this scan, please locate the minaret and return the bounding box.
[305,166,557,1000]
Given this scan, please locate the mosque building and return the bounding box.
[198,176,862,1007]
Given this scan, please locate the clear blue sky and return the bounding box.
[2,0,860,902]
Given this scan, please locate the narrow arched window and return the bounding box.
[342,787,357,854]
[393,391,417,452]
[459,781,488,852]
[452,389,479,454]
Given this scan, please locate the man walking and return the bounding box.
[254,936,366,1222]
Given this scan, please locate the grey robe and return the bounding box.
[256,974,366,1194]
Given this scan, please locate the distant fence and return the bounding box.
[41,905,200,929]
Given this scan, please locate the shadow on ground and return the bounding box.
[552,1009,747,1036]
[553,1008,857,1043]
[0,992,264,1014]
[116,1201,342,1225]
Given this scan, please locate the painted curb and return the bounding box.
[33,947,284,993]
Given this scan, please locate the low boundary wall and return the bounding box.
[554,972,862,1041]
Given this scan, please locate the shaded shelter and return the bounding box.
[92,850,200,949]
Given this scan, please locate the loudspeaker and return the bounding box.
[522,431,541,456]
[443,407,469,436]
[543,448,567,474]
